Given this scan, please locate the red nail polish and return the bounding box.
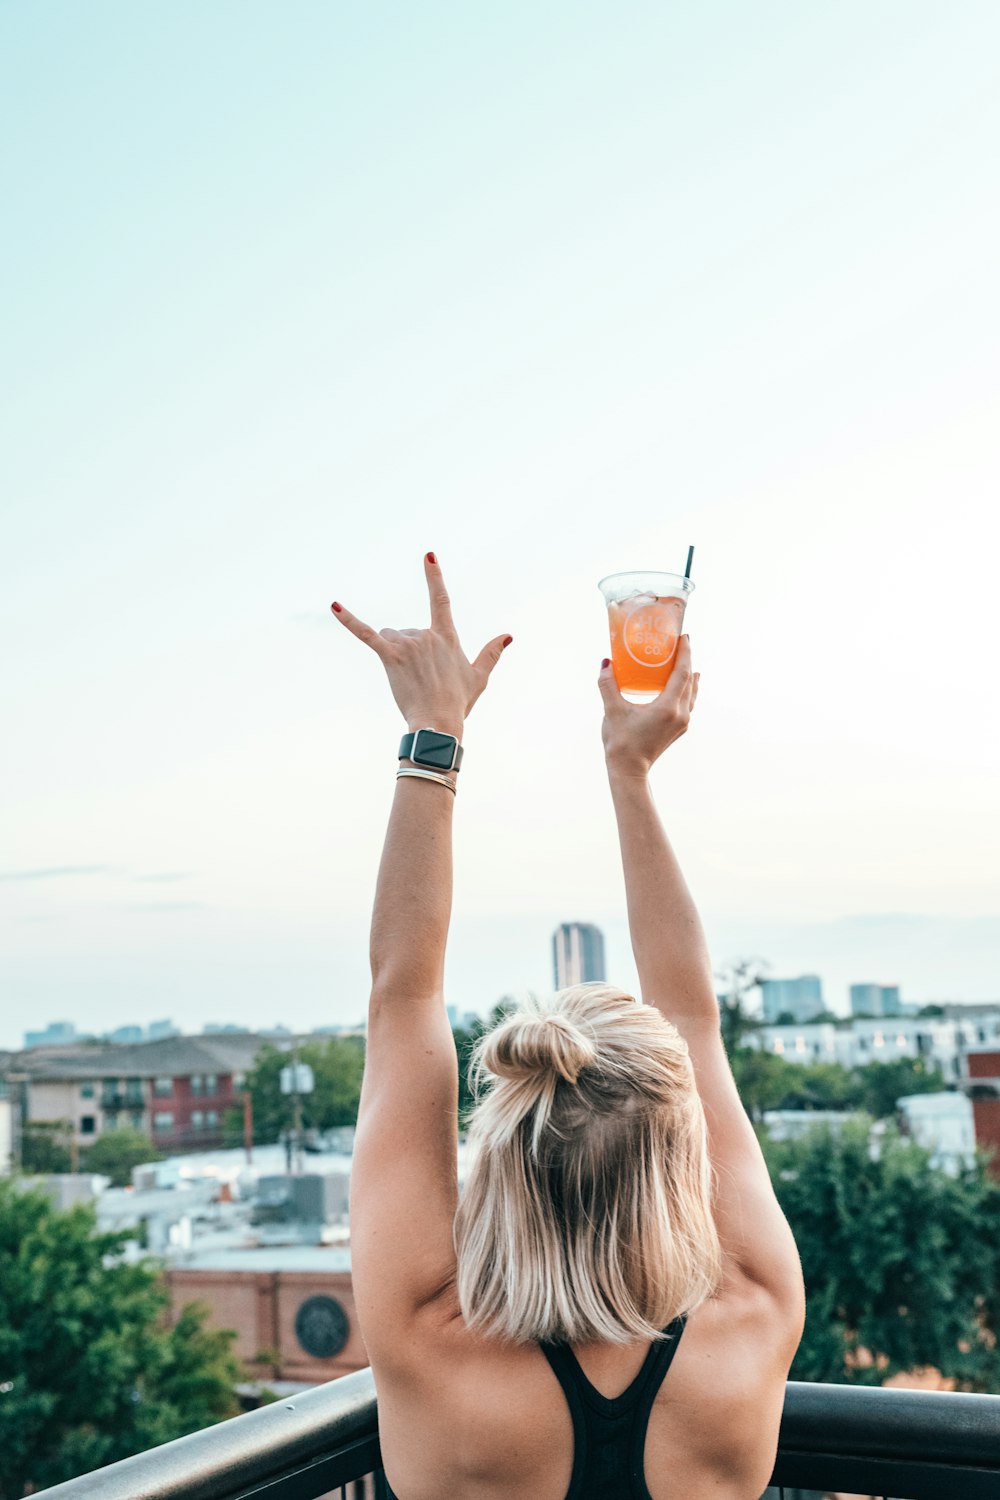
[331,602,342,613]
[426,551,436,565]
[503,635,513,647]
[601,658,611,669]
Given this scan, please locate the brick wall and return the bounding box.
[164,1267,367,1382]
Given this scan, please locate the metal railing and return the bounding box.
[31,1371,1000,1500]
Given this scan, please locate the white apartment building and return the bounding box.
[742,1010,1000,1082]
[896,1091,977,1174]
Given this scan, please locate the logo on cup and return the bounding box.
[623,601,679,669]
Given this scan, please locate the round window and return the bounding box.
[294,1295,349,1359]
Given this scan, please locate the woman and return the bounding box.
[332,554,805,1500]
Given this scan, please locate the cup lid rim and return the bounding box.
[598,570,695,593]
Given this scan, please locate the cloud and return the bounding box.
[0,865,113,882]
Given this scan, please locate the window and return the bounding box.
[773,1039,785,1055]
[125,1077,143,1105]
[191,1110,204,1129]
[205,1110,219,1127]
[101,1079,120,1104]
[204,1073,218,1095]
[80,1115,95,1135]
[129,1112,144,1130]
[190,1075,204,1097]
[153,1077,172,1098]
[80,1082,95,1099]
[104,1111,119,1129]
[153,1112,174,1133]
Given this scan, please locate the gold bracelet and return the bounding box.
[396,767,457,795]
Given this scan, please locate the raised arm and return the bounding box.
[332,555,511,1347]
[598,643,804,1326]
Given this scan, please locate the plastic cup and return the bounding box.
[598,570,694,702]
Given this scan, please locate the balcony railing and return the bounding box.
[30,1370,1000,1500]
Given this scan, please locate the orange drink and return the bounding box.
[599,571,694,701]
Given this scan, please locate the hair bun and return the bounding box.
[482,1011,597,1086]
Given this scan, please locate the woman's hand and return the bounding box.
[331,552,511,735]
[598,636,701,778]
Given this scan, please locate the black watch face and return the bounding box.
[412,730,456,770]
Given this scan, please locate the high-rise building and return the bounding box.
[850,983,902,1017]
[23,1020,82,1050]
[759,975,824,1023]
[552,923,606,989]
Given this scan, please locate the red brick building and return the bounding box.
[962,1045,1000,1176]
[163,1247,366,1384]
[11,1032,265,1154]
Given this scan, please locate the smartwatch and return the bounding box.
[399,728,464,773]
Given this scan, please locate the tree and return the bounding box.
[764,1120,1000,1389]
[728,1048,799,1123]
[83,1127,162,1186]
[716,955,768,1053]
[238,1037,365,1145]
[0,1180,240,1496]
[19,1121,73,1175]
[455,1003,515,1125]
[852,1056,946,1117]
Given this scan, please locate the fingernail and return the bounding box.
[503,635,513,647]
[331,602,342,613]
[601,657,611,669]
[426,551,436,565]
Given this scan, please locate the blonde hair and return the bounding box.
[454,984,721,1345]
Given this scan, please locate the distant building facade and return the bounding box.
[552,923,606,990]
[759,975,825,1023]
[897,1092,976,1174]
[7,1033,267,1154]
[746,1010,1000,1084]
[164,1249,366,1385]
[850,983,903,1017]
[961,1046,1000,1178]
[23,1021,86,1050]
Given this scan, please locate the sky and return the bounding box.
[2,2,999,1049]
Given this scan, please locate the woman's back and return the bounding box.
[374,1275,798,1500]
[333,559,805,1500]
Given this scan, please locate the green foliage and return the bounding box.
[0,1179,240,1496]
[82,1127,162,1187]
[454,1004,511,1125]
[19,1121,73,1175]
[241,1037,365,1144]
[853,1056,945,1116]
[764,1121,1000,1389]
[729,1048,799,1123]
[727,1040,947,1125]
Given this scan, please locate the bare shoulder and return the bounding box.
[644,1284,802,1499]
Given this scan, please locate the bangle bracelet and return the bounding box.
[396,767,457,795]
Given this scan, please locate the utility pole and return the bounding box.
[279,1046,313,1177]
[243,1090,254,1167]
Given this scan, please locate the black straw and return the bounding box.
[684,545,694,579]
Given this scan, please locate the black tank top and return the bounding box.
[383,1314,687,1500]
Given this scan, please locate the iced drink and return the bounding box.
[599,571,694,701]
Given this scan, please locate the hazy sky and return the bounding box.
[2,2,998,1049]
